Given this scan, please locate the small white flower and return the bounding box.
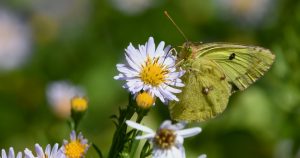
[61,130,89,158]
[126,120,202,158]
[114,37,185,104]
[1,147,22,158]
[24,143,65,158]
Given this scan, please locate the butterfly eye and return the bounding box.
[187,47,192,54]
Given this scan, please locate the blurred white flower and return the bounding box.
[30,0,89,26]
[215,0,274,26]
[24,143,66,158]
[28,0,90,43]
[111,0,155,15]
[126,120,202,158]
[0,8,32,71]
[1,147,22,158]
[46,81,85,118]
[198,154,207,158]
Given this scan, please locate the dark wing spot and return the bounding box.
[202,86,214,95]
[229,53,236,60]
[220,75,226,80]
[202,87,209,95]
[229,82,240,93]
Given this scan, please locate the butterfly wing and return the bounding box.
[195,43,275,91]
[169,58,231,122]
[169,42,275,122]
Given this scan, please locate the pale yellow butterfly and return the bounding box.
[164,11,275,122]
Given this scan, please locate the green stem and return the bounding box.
[128,108,149,157]
[108,94,150,158]
[92,143,104,158]
[108,94,136,158]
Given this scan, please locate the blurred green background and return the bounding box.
[0,0,299,157]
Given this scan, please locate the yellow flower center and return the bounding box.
[136,92,155,109]
[140,57,168,86]
[154,128,176,149]
[64,140,87,158]
[71,97,88,112]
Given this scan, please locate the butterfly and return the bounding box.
[168,42,275,122]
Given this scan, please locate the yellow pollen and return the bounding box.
[71,97,88,112]
[136,92,155,109]
[64,140,87,158]
[154,128,176,149]
[140,57,168,86]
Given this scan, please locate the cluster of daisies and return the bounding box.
[1,37,204,158]
[1,131,89,158]
[115,37,206,158]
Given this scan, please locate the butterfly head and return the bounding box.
[178,42,200,61]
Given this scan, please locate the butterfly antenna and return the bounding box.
[164,11,189,42]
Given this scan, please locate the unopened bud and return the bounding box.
[136,92,155,109]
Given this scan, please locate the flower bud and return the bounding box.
[136,92,155,109]
[71,96,88,112]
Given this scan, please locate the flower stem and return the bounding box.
[108,94,136,158]
[108,94,150,158]
[128,108,149,157]
[92,143,104,158]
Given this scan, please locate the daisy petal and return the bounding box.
[155,41,165,57]
[136,133,155,140]
[160,120,172,129]
[164,45,172,53]
[126,120,154,134]
[2,149,7,158]
[35,144,44,157]
[176,127,202,138]
[146,37,155,57]
[16,152,22,158]
[9,147,15,158]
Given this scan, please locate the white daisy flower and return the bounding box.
[24,143,65,158]
[126,120,202,158]
[61,130,89,158]
[114,37,185,104]
[1,147,22,158]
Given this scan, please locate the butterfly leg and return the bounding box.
[169,47,178,56]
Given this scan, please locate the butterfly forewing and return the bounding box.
[196,43,275,91]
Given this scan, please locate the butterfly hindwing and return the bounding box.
[169,58,231,122]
